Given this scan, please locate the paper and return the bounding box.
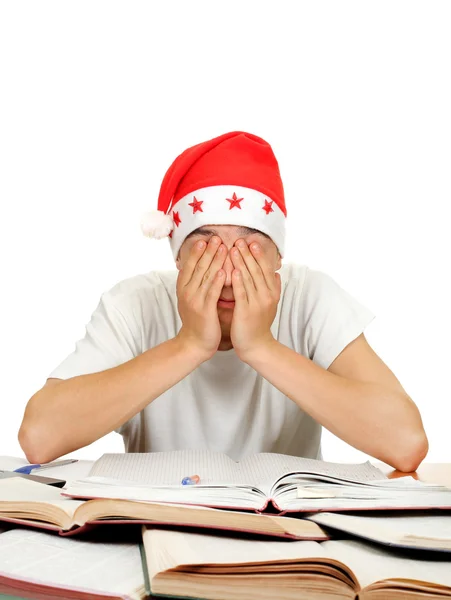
[0,476,84,517]
[0,528,145,598]
[89,450,386,489]
[325,538,451,589]
[143,528,329,579]
[90,449,243,486]
[64,476,265,510]
[242,453,386,486]
[297,488,337,499]
[279,488,451,512]
[312,512,451,542]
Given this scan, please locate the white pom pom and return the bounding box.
[140,210,174,239]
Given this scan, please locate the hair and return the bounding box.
[184,225,271,242]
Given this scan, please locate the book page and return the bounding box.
[0,528,145,599]
[240,453,386,494]
[89,450,254,486]
[310,512,451,544]
[0,477,84,518]
[279,488,451,512]
[143,527,330,579]
[324,539,451,590]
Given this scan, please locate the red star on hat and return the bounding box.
[188,197,204,214]
[262,199,274,214]
[173,211,182,227]
[226,192,244,210]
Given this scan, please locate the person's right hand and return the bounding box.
[176,235,228,360]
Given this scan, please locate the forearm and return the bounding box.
[243,340,428,472]
[19,336,206,463]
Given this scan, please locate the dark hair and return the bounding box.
[184,225,271,242]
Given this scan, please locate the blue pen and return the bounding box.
[14,459,78,474]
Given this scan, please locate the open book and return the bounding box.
[0,526,146,599]
[0,477,328,540]
[141,527,451,599]
[306,511,451,552]
[64,450,451,513]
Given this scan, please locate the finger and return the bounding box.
[235,241,266,292]
[205,267,226,308]
[177,239,207,293]
[231,267,247,303]
[231,246,256,302]
[248,242,279,294]
[197,243,227,303]
[184,236,223,292]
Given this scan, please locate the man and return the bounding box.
[18,131,428,471]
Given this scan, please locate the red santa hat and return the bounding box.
[141,131,287,259]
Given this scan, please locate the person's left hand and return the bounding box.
[230,239,281,361]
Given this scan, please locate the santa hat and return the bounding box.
[141,131,287,260]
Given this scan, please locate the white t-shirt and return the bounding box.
[48,263,375,460]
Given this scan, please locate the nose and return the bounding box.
[221,247,235,288]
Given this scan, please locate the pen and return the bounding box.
[13,459,78,474]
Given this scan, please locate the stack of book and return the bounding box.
[1,450,451,599]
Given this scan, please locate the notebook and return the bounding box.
[0,477,328,540]
[141,527,451,599]
[63,449,451,513]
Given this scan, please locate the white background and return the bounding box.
[0,1,449,464]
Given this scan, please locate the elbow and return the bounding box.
[18,423,43,464]
[18,393,62,464]
[18,423,62,464]
[18,417,54,464]
[392,430,429,473]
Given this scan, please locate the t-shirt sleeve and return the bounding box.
[301,269,376,370]
[48,291,141,381]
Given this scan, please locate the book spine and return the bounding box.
[258,498,275,513]
[59,523,98,537]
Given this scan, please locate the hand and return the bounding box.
[230,239,281,361]
[176,236,227,361]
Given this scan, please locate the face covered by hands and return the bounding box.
[176,225,282,358]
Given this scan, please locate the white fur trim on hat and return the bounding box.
[168,185,285,260]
